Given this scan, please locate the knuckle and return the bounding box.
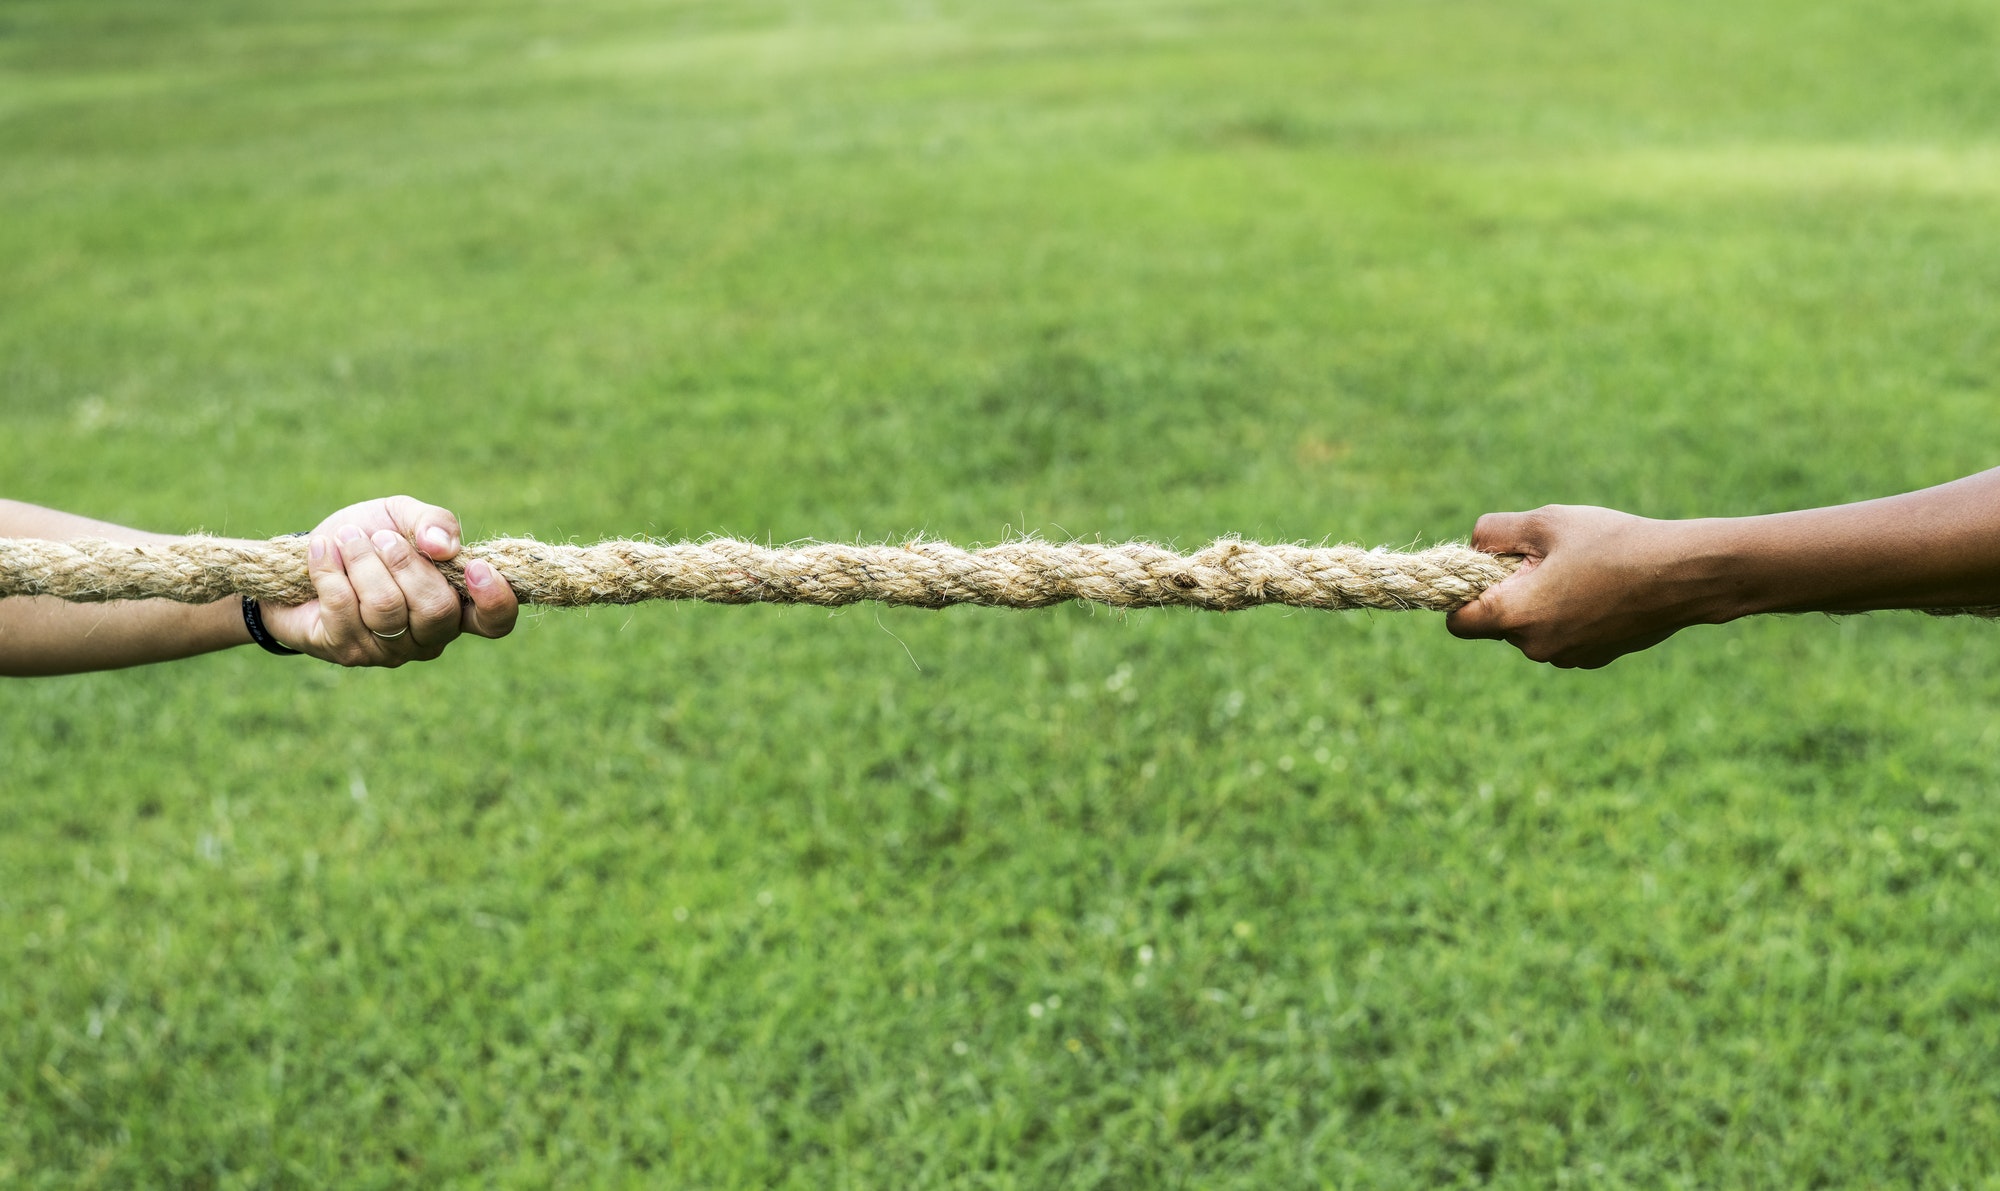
[379,497,415,528]
[415,593,462,625]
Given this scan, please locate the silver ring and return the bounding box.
[370,626,409,640]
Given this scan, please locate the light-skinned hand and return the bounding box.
[261,495,518,667]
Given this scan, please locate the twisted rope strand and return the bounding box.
[0,536,1522,612]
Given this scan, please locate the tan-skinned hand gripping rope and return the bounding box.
[0,536,1522,612]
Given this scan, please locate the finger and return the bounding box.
[334,523,413,646]
[371,529,463,651]
[460,560,520,639]
[383,494,463,561]
[1469,510,1542,555]
[303,532,374,665]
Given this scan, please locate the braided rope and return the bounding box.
[0,536,1520,612]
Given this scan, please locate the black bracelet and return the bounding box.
[242,532,308,656]
[242,596,302,656]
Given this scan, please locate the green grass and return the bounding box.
[6,0,2000,1184]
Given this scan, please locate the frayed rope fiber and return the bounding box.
[0,536,1522,612]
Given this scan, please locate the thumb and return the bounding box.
[1446,584,1514,641]
[384,495,463,561]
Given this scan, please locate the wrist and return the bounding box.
[194,596,263,654]
[1630,518,1763,627]
[1669,516,1794,623]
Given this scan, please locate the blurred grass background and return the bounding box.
[6,0,2000,1184]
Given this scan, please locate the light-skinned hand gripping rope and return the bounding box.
[0,536,1523,612]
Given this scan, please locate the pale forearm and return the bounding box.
[0,501,252,677]
[0,594,251,677]
[0,499,186,546]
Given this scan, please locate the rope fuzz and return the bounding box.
[0,536,1520,612]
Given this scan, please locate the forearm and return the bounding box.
[0,500,252,676]
[1694,468,2000,619]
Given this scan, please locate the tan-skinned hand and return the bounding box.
[260,495,519,667]
[1445,505,1728,669]
[1447,471,2000,669]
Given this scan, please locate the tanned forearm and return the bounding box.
[0,500,252,677]
[1694,469,2000,617]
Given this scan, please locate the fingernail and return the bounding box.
[308,535,327,563]
[372,530,407,556]
[466,560,491,587]
[423,527,452,555]
[335,524,365,545]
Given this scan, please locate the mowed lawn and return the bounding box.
[6,0,2000,1184]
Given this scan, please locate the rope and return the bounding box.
[0,536,1520,612]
